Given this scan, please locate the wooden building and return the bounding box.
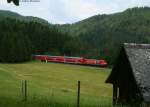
[106,43,150,106]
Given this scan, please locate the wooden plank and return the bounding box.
[113,83,117,105]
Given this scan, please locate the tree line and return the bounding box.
[0,18,79,63]
[59,7,150,65]
[1,7,150,65]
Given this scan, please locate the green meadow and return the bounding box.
[0,61,113,107]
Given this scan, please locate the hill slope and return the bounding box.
[1,7,150,65]
[0,11,71,63]
[59,7,150,64]
[0,10,49,24]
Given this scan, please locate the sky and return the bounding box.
[0,0,150,24]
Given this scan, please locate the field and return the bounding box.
[0,61,113,107]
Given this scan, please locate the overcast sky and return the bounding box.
[0,0,150,24]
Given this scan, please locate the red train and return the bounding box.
[33,55,108,67]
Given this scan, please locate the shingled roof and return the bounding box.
[107,43,150,102]
[124,43,150,102]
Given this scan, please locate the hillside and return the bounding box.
[1,7,150,65]
[60,7,150,36]
[59,7,150,64]
[0,14,71,63]
[0,10,49,24]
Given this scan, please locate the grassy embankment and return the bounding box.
[0,61,113,107]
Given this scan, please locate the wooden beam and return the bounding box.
[113,83,118,105]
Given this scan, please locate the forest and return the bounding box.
[0,18,75,62]
[1,7,150,65]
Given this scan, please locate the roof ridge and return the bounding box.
[124,43,150,49]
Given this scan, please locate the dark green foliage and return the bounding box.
[59,7,150,65]
[1,7,150,65]
[0,19,32,62]
[0,18,70,63]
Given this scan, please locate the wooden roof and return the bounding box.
[106,43,150,102]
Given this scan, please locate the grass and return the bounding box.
[0,61,113,107]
